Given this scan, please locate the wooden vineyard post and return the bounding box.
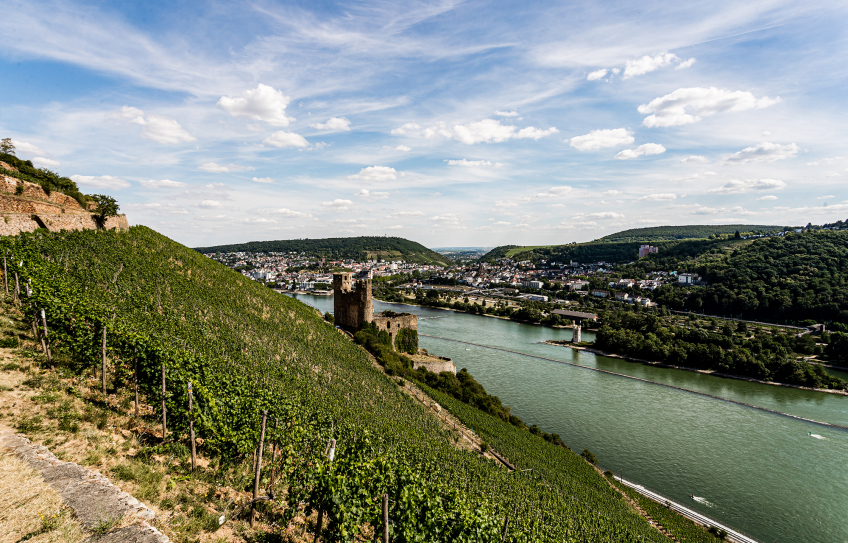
[268,417,279,496]
[501,514,509,542]
[101,326,107,394]
[251,410,268,527]
[382,493,390,543]
[188,382,196,472]
[2,255,6,294]
[314,437,336,542]
[13,272,19,305]
[40,309,53,370]
[133,349,139,417]
[161,365,167,441]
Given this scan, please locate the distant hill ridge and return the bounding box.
[195,235,450,266]
[481,224,785,263]
[595,224,783,243]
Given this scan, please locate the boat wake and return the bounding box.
[809,433,825,440]
[692,496,715,507]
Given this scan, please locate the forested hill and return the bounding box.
[595,224,782,243]
[629,230,848,324]
[195,236,449,266]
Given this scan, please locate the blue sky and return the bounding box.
[1,0,847,248]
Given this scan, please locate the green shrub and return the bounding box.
[0,337,20,348]
[395,327,419,355]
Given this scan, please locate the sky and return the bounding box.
[1,0,847,248]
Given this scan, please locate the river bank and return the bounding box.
[543,340,848,396]
[375,296,578,329]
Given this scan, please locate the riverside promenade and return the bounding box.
[614,476,758,543]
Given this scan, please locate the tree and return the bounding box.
[734,230,741,239]
[88,194,120,229]
[0,138,14,156]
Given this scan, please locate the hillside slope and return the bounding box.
[4,227,680,542]
[195,236,449,266]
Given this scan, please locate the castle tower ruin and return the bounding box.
[333,272,373,332]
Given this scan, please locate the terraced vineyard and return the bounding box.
[3,226,683,541]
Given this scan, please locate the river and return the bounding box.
[289,293,848,543]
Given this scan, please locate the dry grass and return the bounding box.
[0,455,83,543]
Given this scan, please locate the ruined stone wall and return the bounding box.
[0,213,129,236]
[372,313,418,351]
[0,176,85,210]
[333,273,373,331]
[412,355,456,375]
[0,175,128,236]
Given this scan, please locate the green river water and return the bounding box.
[290,294,848,543]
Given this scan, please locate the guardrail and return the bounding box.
[614,476,759,543]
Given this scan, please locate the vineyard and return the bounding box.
[1,226,703,541]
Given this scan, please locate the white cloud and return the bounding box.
[806,157,843,166]
[242,217,277,224]
[198,200,223,208]
[425,119,557,144]
[452,119,516,144]
[356,189,389,200]
[681,155,708,163]
[217,84,293,126]
[309,117,351,131]
[637,193,677,201]
[586,212,625,219]
[569,128,633,151]
[32,157,60,168]
[274,208,313,218]
[676,58,696,70]
[708,179,786,194]
[494,110,519,117]
[198,162,254,173]
[138,114,195,144]
[263,131,309,148]
[493,221,511,225]
[757,195,778,200]
[515,126,559,140]
[347,166,398,182]
[824,172,841,177]
[322,199,353,209]
[383,145,411,152]
[638,88,781,127]
[386,225,404,230]
[252,177,274,184]
[140,179,187,188]
[587,68,608,81]
[430,214,460,223]
[386,211,425,218]
[623,52,678,79]
[614,143,666,160]
[391,122,420,135]
[817,195,835,199]
[114,107,194,144]
[725,142,799,164]
[536,186,573,198]
[11,140,47,156]
[70,174,130,190]
[446,159,502,167]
